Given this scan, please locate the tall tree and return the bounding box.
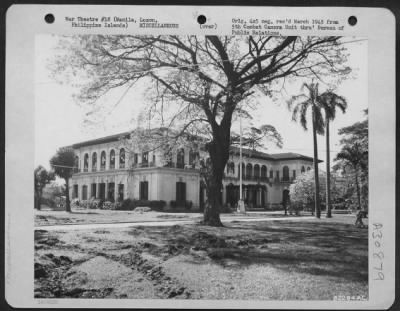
[50,148,75,212]
[34,166,55,210]
[318,92,347,217]
[334,110,368,210]
[335,143,367,210]
[51,35,350,226]
[287,82,325,218]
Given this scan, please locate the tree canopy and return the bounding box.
[50,147,75,212]
[34,165,55,210]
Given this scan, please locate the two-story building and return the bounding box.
[69,130,317,210]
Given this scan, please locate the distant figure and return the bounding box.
[282,199,288,216]
[355,210,368,228]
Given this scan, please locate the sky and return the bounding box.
[35,35,367,172]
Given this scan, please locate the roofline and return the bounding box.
[72,131,131,148]
[229,146,322,163]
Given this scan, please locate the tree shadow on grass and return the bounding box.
[176,222,368,283]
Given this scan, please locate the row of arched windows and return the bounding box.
[76,148,126,172]
[225,162,312,181]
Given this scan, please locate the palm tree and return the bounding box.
[319,92,347,217]
[335,143,367,210]
[288,82,325,218]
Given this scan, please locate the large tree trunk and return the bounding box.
[312,109,321,218]
[65,178,71,212]
[202,127,230,227]
[325,120,332,218]
[355,170,361,210]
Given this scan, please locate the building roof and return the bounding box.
[71,130,321,163]
[72,131,131,148]
[229,146,321,163]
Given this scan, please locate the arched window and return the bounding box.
[246,163,253,179]
[307,166,311,171]
[142,151,149,167]
[261,165,267,178]
[110,149,115,169]
[119,148,125,169]
[283,166,290,181]
[83,154,89,172]
[74,156,79,173]
[177,148,185,169]
[189,149,198,166]
[254,164,260,178]
[92,152,97,172]
[100,151,106,171]
[301,166,305,173]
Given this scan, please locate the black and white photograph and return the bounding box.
[5,5,396,309]
[33,33,370,300]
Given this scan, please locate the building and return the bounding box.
[69,130,317,210]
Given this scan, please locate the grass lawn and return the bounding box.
[34,207,309,226]
[34,216,368,300]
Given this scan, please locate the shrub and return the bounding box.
[102,201,114,210]
[40,197,56,208]
[113,202,122,210]
[185,200,193,210]
[71,198,80,209]
[170,200,176,208]
[115,199,166,211]
[79,200,89,209]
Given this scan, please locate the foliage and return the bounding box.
[102,201,114,210]
[71,198,80,209]
[50,148,75,180]
[289,170,342,207]
[34,166,55,210]
[334,110,368,210]
[231,124,283,151]
[287,82,324,217]
[50,147,75,212]
[51,35,351,226]
[319,90,348,217]
[318,91,347,123]
[116,199,166,211]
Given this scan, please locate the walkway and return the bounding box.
[35,215,314,231]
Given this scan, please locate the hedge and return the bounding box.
[116,199,166,211]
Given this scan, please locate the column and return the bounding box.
[116,151,119,169]
[88,152,92,172]
[97,181,101,200]
[115,181,119,202]
[105,149,109,170]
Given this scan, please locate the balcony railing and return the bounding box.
[132,162,156,168]
[224,174,270,182]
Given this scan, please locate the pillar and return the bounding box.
[105,182,109,201]
[115,181,119,202]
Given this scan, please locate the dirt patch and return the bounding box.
[35,230,65,250]
[118,251,191,298]
[34,218,368,300]
[34,253,74,298]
